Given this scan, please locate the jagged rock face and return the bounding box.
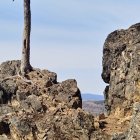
[0,60,96,140]
[102,23,140,116]
[126,102,140,140]
[111,102,140,140]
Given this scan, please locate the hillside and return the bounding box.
[83,100,105,116]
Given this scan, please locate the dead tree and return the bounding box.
[21,0,32,76]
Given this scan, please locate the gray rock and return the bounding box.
[0,134,9,140]
[0,60,20,78]
[26,95,42,112]
[0,79,17,104]
[125,102,140,140]
[102,23,140,116]
[46,79,82,109]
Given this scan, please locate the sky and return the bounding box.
[0,0,140,95]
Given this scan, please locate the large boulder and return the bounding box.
[102,23,140,117]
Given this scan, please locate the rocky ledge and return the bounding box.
[0,60,97,140]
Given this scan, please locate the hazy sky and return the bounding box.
[0,0,140,94]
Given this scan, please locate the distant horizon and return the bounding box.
[81,93,103,95]
[0,1,140,95]
[81,93,104,101]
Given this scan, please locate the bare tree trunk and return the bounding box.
[21,0,32,76]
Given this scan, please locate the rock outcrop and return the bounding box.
[101,23,140,139]
[102,23,140,117]
[1,23,140,140]
[0,60,96,140]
